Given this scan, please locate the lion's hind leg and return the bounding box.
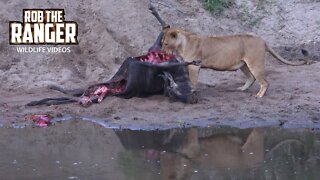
[245,60,269,98]
[237,64,256,91]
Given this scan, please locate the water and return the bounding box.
[0,120,319,180]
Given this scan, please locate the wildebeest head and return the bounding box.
[160,71,198,104]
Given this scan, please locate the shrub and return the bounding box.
[200,0,235,15]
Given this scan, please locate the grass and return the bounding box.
[200,0,235,15]
[200,0,272,28]
[238,0,272,28]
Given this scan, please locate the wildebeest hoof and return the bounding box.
[79,96,93,107]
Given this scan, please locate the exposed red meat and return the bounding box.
[136,51,173,64]
[93,86,109,102]
[80,82,126,106]
[25,114,52,127]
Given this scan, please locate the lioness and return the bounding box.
[162,28,306,97]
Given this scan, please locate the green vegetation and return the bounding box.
[199,0,272,28]
[237,1,272,28]
[200,0,235,15]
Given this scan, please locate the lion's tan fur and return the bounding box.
[162,28,305,97]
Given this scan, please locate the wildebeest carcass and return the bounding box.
[26,32,199,107]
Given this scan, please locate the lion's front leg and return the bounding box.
[188,65,200,90]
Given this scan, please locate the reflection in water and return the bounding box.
[0,120,319,180]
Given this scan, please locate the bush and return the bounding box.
[200,0,235,15]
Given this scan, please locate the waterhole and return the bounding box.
[0,120,319,179]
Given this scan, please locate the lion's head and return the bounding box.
[161,28,185,54]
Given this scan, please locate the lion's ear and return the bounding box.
[162,25,170,31]
[170,32,177,39]
[162,26,170,34]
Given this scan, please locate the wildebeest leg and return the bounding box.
[148,32,164,52]
[48,85,84,97]
[26,97,77,106]
[26,86,82,106]
[149,1,170,29]
[26,85,83,106]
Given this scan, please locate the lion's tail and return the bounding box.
[266,44,306,66]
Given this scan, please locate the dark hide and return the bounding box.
[26,32,198,107]
[113,57,196,99]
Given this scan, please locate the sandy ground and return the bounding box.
[1,58,319,129]
[0,0,319,129]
